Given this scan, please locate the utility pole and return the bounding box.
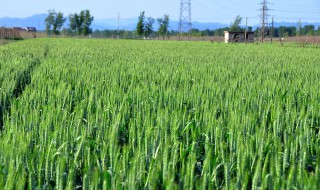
[271,17,274,43]
[1,27,4,40]
[117,12,120,39]
[260,0,270,42]
[298,18,302,36]
[179,0,192,40]
[245,17,248,43]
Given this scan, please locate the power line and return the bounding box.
[275,10,320,14]
[272,2,318,7]
[190,1,318,27]
[274,17,320,20]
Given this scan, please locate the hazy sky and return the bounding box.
[0,0,319,24]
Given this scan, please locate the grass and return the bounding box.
[0,38,319,189]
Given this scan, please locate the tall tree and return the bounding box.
[82,10,94,36]
[45,10,66,35]
[230,15,242,32]
[45,10,55,35]
[136,11,145,37]
[157,14,169,39]
[69,13,78,34]
[69,10,94,36]
[144,17,155,37]
[52,12,66,35]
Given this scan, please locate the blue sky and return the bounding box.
[0,0,319,25]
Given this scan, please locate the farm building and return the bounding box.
[13,27,27,32]
[5,26,39,39]
[26,27,37,32]
[224,31,254,43]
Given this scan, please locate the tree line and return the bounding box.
[189,25,320,38]
[136,11,170,39]
[45,11,320,39]
[189,16,320,38]
[44,10,170,39]
[45,10,94,36]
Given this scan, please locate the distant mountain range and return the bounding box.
[0,14,319,31]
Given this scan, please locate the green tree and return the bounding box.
[69,10,94,36]
[53,12,66,35]
[278,26,296,37]
[157,14,170,39]
[45,10,55,35]
[69,13,78,35]
[45,10,66,35]
[230,15,242,32]
[303,25,315,36]
[144,17,155,37]
[136,11,145,37]
[82,10,94,36]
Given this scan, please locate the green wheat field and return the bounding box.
[0,39,319,189]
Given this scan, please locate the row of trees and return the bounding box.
[189,26,320,38]
[45,11,319,38]
[91,25,320,39]
[195,15,320,38]
[295,24,320,36]
[253,25,320,38]
[45,10,94,36]
[136,11,170,39]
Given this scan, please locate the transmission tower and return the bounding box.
[179,0,192,39]
[260,0,270,42]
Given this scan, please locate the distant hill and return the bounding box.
[0,14,47,30]
[0,14,319,31]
